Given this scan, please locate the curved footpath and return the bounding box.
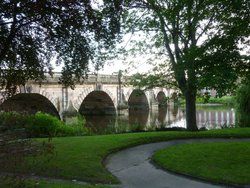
[105,138,250,188]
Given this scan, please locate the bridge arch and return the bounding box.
[73,87,94,110]
[157,91,168,106]
[128,89,149,110]
[79,90,116,115]
[0,93,60,119]
[39,89,59,111]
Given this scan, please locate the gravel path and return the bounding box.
[105,138,250,188]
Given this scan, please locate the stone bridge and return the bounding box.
[0,73,175,119]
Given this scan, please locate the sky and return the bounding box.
[53,31,157,76]
[53,53,155,76]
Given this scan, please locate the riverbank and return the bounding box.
[177,96,235,107]
[1,128,250,187]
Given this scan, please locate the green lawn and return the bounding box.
[0,177,109,188]
[1,128,250,187]
[153,141,250,186]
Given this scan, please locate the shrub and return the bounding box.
[0,112,27,132]
[25,112,63,137]
[58,115,88,136]
[0,111,88,137]
[207,96,235,106]
[196,95,235,106]
[236,77,250,127]
[0,112,40,188]
[26,112,88,137]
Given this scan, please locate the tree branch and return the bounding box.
[196,13,215,42]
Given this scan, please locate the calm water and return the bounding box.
[69,105,235,134]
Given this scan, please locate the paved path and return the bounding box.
[105,138,250,188]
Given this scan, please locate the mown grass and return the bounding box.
[197,96,235,106]
[1,128,250,186]
[38,183,108,188]
[153,141,250,186]
[178,96,235,106]
[0,177,109,188]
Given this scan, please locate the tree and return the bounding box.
[117,0,250,130]
[0,0,122,96]
[236,75,250,127]
[0,2,122,184]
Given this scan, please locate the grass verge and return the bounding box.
[0,177,108,188]
[1,128,250,185]
[153,141,250,186]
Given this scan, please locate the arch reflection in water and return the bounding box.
[84,115,116,134]
[157,107,168,126]
[128,108,149,131]
[79,106,235,134]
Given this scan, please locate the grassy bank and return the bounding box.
[177,96,235,106]
[1,128,250,187]
[0,177,108,188]
[153,141,250,186]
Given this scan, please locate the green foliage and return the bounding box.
[57,115,88,136]
[236,77,250,127]
[0,112,87,138]
[0,0,122,93]
[0,176,36,188]
[120,0,249,130]
[196,96,235,106]
[129,71,177,90]
[0,112,44,188]
[25,112,62,137]
[0,113,32,170]
[0,111,27,130]
[208,96,235,106]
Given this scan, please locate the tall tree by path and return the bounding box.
[116,0,250,131]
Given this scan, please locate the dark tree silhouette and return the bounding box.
[0,0,122,94]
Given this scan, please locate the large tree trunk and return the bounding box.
[185,89,198,131]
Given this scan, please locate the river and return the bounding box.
[67,105,235,134]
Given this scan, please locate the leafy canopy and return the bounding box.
[120,0,249,96]
[0,0,122,95]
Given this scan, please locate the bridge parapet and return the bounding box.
[32,73,129,85]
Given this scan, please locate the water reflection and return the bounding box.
[77,105,235,134]
[84,115,116,134]
[157,107,168,125]
[128,109,149,128]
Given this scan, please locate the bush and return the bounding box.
[25,112,63,137]
[196,95,235,106]
[57,115,88,136]
[0,112,38,186]
[0,112,27,132]
[207,96,235,106]
[25,112,88,137]
[0,111,87,137]
[236,77,250,127]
